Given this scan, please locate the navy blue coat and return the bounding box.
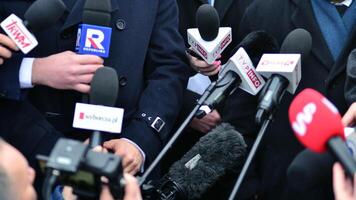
[0,0,189,167]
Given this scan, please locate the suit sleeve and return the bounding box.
[121,0,190,165]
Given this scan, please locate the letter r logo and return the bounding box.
[85,29,105,50]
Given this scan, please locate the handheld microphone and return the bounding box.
[255,28,312,124]
[76,0,112,58]
[0,0,67,54]
[196,31,278,117]
[345,49,356,105]
[288,88,356,176]
[88,67,119,147]
[143,123,247,200]
[187,4,232,65]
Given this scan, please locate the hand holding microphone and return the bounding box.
[343,102,356,127]
[0,34,19,64]
[333,162,356,200]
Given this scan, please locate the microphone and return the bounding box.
[143,123,247,200]
[76,0,112,58]
[88,67,119,147]
[196,31,278,117]
[0,0,67,54]
[256,28,312,124]
[345,49,356,105]
[187,4,232,65]
[288,88,356,176]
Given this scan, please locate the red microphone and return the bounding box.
[289,88,356,175]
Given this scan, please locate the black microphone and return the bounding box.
[76,0,112,58]
[24,0,67,31]
[1,0,67,54]
[89,67,119,148]
[196,31,278,118]
[255,28,312,124]
[345,49,356,105]
[143,123,247,200]
[188,4,231,81]
[287,149,335,193]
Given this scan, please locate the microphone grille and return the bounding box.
[82,0,112,26]
[280,28,312,61]
[196,4,220,41]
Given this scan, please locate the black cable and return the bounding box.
[42,169,60,200]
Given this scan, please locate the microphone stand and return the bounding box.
[139,81,218,186]
[228,114,273,200]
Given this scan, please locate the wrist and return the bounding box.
[32,58,45,86]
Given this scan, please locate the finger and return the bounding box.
[123,174,142,200]
[342,103,356,126]
[74,64,103,75]
[92,146,104,152]
[75,54,104,65]
[73,83,90,94]
[203,65,221,76]
[210,110,222,123]
[124,162,139,175]
[0,46,12,58]
[122,156,134,169]
[333,163,351,200]
[77,74,94,84]
[0,34,18,51]
[0,58,4,65]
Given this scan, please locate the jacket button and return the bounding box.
[119,76,127,87]
[116,19,126,30]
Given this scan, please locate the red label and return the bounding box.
[196,44,207,59]
[220,34,231,50]
[79,112,85,120]
[246,69,262,88]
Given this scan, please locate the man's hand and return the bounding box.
[99,174,142,200]
[0,33,19,64]
[333,162,356,200]
[189,109,221,133]
[187,51,221,76]
[342,102,356,126]
[32,51,103,93]
[103,139,143,175]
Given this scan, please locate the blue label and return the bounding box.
[76,24,112,58]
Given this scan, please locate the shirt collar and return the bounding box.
[331,0,353,7]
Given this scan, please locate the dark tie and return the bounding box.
[335,4,348,16]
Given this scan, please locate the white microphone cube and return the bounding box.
[256,54,301,94]
[187,27,232,64]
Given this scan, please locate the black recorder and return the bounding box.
[37,138,124,200]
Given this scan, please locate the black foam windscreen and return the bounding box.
[83,0,111,26]
[280,28,312,61]
[168,123,247,199]
[24,0,67,31]
[196,4,220,41]
[90,67,118,107]
[345,49,356,105]
[287,149,335,193]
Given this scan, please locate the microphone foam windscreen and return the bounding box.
[90,67,119,107]
[168,123,247,199]
[196,4,220,41]
[288,88,344,152]
[346,49,356,105]
[24,0,67,31]
[83,0,111,26]
[287,149,334,192]
[280,28,312,60]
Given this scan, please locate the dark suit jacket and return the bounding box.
[226,0,356,199]
[0,0,189,167]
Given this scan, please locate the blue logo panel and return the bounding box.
[76,24,112,58]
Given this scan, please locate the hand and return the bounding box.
[0,33,19,64]
[342,102,356,127]
[32,51,104,93]
[189,109,221,133]
[103,139,143,175]
[99,174,142,200]
[333,162,356,200]
[186,50,221,76]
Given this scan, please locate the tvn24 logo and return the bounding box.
[76,24,112,58]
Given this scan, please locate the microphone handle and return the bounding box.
[328,137,356,176]
[90,130,102,148]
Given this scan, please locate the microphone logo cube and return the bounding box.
[76,24,112,58]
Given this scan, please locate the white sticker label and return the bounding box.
[73,103,124,133]
[1,14,38,54]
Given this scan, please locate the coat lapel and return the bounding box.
[290,0,334,71]
[214,0,234,21]
[60,0,119,32]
